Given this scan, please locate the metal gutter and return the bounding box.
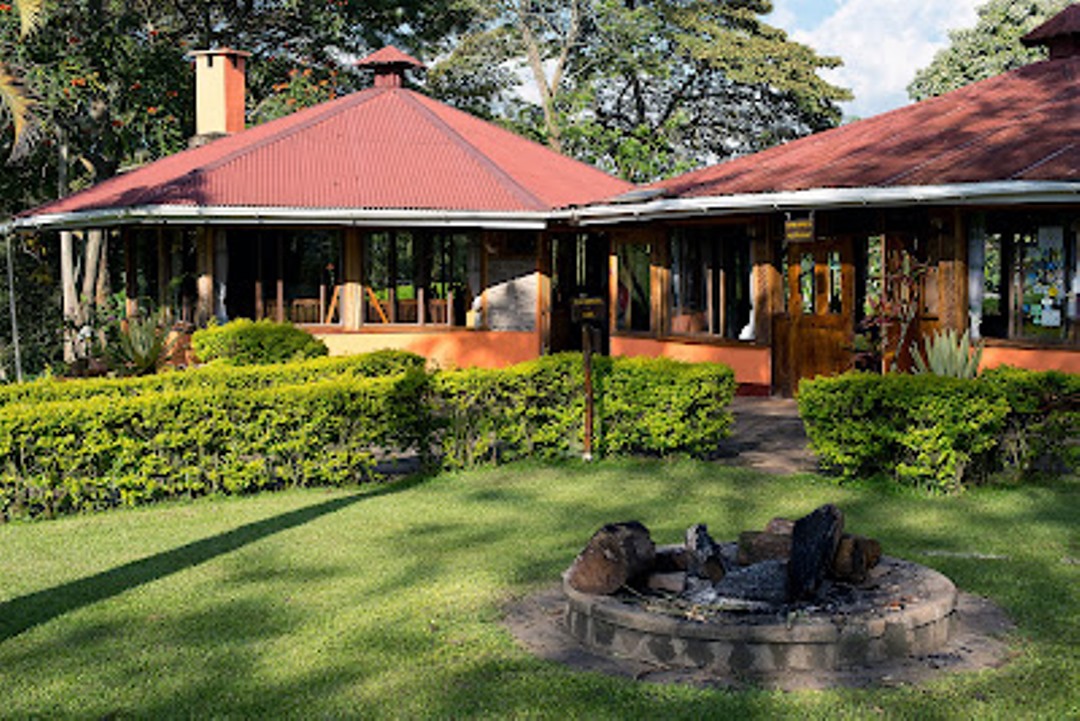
[556,181,1080,226]
[10,181,1080,233]
[10,205,551,232]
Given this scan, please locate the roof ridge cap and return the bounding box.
[396,90,549,210]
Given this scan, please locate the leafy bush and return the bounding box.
[0,350,426,408]
[433,354,735,466]
[0,349,735,519]
[192,319,328,365]
[0,370,430,521]
[980,366,1080,477]
[799,368,1078,491]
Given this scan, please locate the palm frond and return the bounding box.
[15,0,45,38]
[0,64,33,142]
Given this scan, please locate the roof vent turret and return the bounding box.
[1022,4,1080,60]
[356,46,425,88]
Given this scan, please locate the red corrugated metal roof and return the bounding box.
[23,85,631,219]
[652,55,1079,199]
[1023,4,1080,44]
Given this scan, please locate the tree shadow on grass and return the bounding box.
[0,477,426,643]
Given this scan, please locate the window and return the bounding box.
[615,242,651,332]
[970,213,1077,342]
[670,227,752,339]
[364,231,473,325]
[284,230,341,324]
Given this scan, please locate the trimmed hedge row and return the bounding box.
[0,371,430,520]
[433,354,736,466]
[0,349,426,408]
[798,367,1079,491]
[0,352,736,521]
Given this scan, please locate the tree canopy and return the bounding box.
[429,0,851,182]
[907,0,1072,102]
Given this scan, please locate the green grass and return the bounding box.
[1,460,1077,719]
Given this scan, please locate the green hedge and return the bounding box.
[0,349,426,408]
[191,319,329,365]
[0,351,735,520]
[0,371,430,521]
[798,368,1079,491]
[433,354,736,466]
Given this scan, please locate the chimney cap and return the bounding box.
[189,47,252,59]
[1021,4,1080,59]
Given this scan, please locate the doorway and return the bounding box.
[772,237,856,395]
[548,232,609,353]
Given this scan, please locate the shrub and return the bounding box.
[0,370,430,521]
[981,366,1080,477]
[798,368,1077,491]
[596,356,736,456]
[0,350,426,408]
[0,349,735,519]
[433,354,735,466]
[191,319,328,365]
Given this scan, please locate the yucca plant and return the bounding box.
[911,328,984,379]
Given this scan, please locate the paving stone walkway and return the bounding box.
[714,397,819,475]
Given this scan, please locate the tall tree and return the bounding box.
[430,0,850,182]
[908,0,1072,102]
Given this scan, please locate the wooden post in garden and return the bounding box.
[572,297,606,462]
[583,322,594,462]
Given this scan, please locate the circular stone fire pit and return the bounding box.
[563,556,957,677]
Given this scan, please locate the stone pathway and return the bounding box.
[714,397,819,475]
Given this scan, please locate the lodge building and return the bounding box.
[12,8,1080,394]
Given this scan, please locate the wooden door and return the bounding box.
[783,238,856,392]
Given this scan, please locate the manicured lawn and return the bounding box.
[1,460,1077,719]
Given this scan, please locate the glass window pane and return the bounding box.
[670,231,708,335]
[1021,226,1067,339]
[426,233,472,325]
[394,232,417,323]
[723,236,752,338]
[283,230,340,324]
[363,232,391,324]
[827,250,842,314]
[616,243,651,332]
[800,253,815,314]
[781,250,790,312]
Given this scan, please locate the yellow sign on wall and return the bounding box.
[785,217,814,243]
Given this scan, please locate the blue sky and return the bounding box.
[768,0,983,118]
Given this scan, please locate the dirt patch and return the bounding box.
[504,585,1015,691]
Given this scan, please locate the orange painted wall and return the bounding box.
[316,330,541,369]
[980,345,1080,374]
[609,336,771,387]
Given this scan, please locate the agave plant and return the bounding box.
[111,309,176,376]
[911,328,984,379]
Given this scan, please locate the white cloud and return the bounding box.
[781,0,982,119]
